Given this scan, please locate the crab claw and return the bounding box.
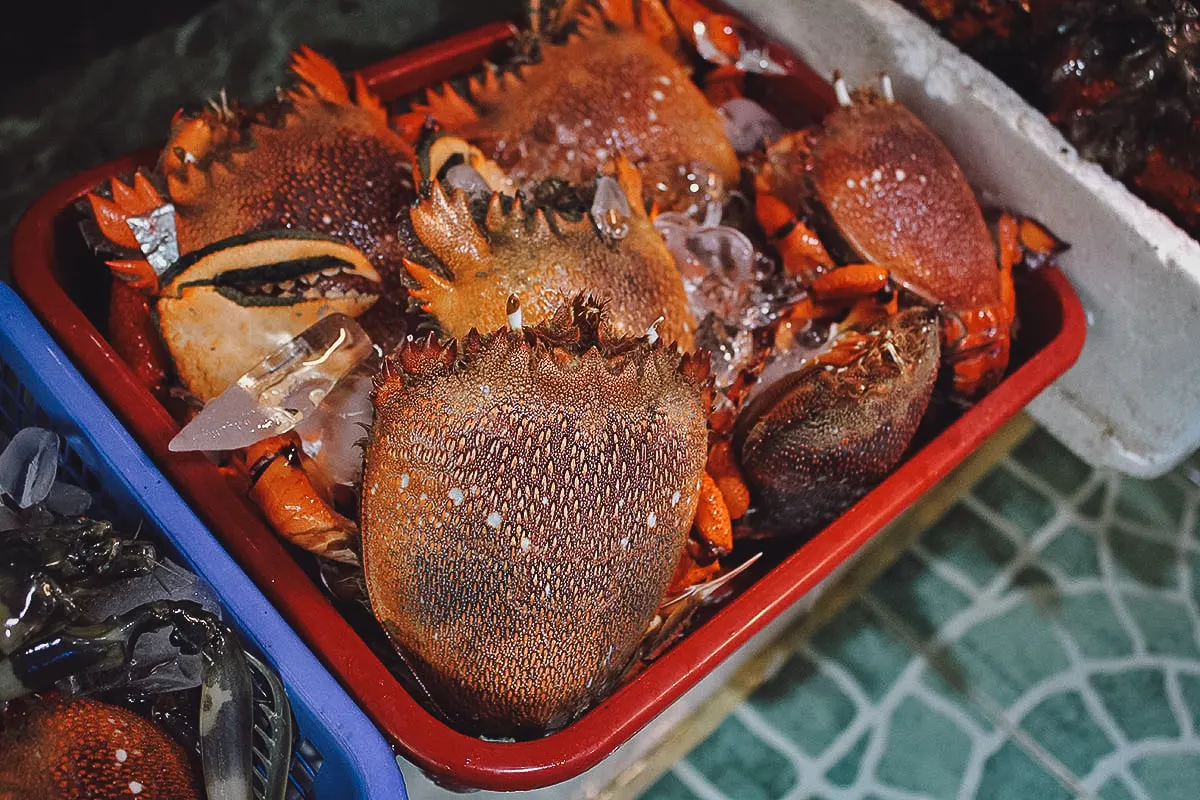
[734,308,940,539]
[153,230,382,401]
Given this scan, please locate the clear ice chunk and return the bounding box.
[169,313,373,452]
[445,164,493,197]
[0,428,59,508]
[719,97,785,154]
[75,556,224,693]
[591,176,632,241]
[295,369,375,486]
[675,162,726,222]
[44,480,94,516]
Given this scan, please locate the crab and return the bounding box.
[406,138,697,348]
[362,297,720,735]
[1,694,202,799]
[393,0,761,213]
[749,74,1066,403]
[83,46,417,402]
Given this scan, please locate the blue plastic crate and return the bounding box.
[0,282,407,799]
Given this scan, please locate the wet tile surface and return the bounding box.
[640,432,1200,800]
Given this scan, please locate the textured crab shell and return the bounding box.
[406,160,696,350]
[159,50,416,288]
[361,303,711,735]
[810,96,1000,311]
[734,308,940,538]
[0,694,201,799]
[407,2,739,211]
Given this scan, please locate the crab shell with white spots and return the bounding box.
[360,299,712,736]
[0,694,201,799]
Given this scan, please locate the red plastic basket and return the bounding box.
[11,20,1086,792]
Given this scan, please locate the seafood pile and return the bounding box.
[79,0,1066,738]
[902,0,1200,239]
[0,428,293,799]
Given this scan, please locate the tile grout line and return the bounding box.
[862,592,1096,799]
[670,760,733,800]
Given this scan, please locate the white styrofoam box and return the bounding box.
[723,0,1200,478]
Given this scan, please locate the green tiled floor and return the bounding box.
[638,429,1200,799]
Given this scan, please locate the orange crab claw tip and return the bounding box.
[110,177,139,208]
[88,194,142,250]
[402,258,454,293]
[105,259,159,292]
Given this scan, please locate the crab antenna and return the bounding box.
[507,294,523,330]
[880,73,895,102]
[833,71,852,107]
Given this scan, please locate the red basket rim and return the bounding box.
[10,21,1087,792]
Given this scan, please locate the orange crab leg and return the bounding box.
[756,192,834,280]
[810,263,891,300]
[241,434,359,564]
[108,281,170,396]
[706,440,750,520]
[665,551,722,595]
[666,468,738,595]
[694,471,734,552]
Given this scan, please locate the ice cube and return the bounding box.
[719,97,785,154]
[444,164,493,197]
[295,369,374,486]
[0,428,59,508]
[591,176,632,241]
[170,314,373,452]
[687,225,756,277]
[127,204,180,274]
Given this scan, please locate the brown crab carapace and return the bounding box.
[734,308,940,537]
[0,694,201,800]
[395,0,740,213]
[87,47,415,291]
[753,75,1065,401]
[361,298,714,735]
[405,152,697,349]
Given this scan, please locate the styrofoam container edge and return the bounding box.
[725,0,1200,478]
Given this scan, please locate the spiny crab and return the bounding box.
[78,0,1067,737]
[395,0,772,212]
[363,298,714,734]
